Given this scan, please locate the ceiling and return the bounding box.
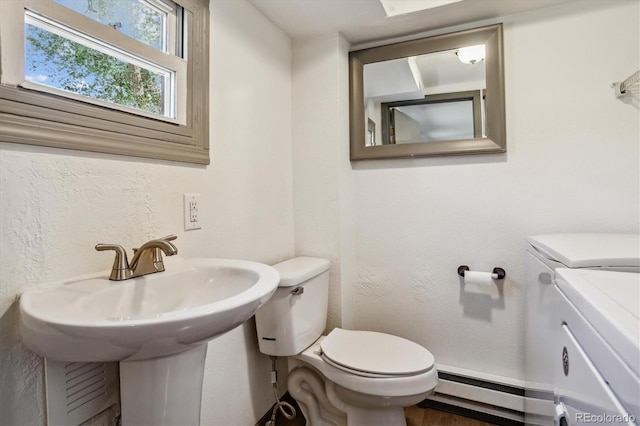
[363,49,486,102]
[248,0,573,46]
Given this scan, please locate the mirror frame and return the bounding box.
[349,24,505,161]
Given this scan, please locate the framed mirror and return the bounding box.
[349,24,505,161]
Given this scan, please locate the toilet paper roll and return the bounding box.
[463,271,494,286]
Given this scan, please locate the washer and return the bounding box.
[525,234,639,425]
[553,269,639,425]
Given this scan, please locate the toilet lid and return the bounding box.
[320,328,435,376]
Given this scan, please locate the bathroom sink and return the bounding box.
[19,257,280,362]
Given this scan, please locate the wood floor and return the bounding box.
[268,404,496,425]
[406,405,495,426]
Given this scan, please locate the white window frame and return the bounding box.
[0,0,210,165]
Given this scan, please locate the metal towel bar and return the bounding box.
[613,69,640,98]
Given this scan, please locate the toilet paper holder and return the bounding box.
[457,265,506,280]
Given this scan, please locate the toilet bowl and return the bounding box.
[254,257,438,426]
[289,331,437,425]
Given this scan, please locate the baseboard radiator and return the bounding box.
[420,366,525,426]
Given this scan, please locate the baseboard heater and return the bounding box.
[420,366,525,426]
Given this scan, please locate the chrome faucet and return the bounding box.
[96,235,178,281]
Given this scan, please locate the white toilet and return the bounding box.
[255,257,438,426]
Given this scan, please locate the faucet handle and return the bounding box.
[95,244,132,281]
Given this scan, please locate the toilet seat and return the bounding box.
[320,328,435,378]
[296,333,439,398]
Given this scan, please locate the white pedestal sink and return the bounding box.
[19,257,280,425]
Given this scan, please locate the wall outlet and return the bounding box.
[183,193,202,230]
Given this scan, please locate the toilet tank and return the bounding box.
[255,257,330,356]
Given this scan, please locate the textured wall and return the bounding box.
[2,1,639,424]
[0,0,294,424]
[349,0,639,380]
[291,0,639,384]
[292,34,353,331]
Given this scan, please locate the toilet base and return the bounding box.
[288,365,434,426]
[329,381,433,426]
[288,367,347,425]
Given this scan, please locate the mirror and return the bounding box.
[349,24,505,161]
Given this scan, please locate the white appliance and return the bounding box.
[553,269,639,425]
[525,234,640,425]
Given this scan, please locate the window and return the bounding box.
[0,0,209,164]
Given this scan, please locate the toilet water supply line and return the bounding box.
[266,356,296,426]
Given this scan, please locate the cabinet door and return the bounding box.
[554,325,634,425]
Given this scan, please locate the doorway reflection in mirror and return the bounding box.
[363,46,486,146]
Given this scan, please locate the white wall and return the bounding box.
[292,33,353,331]
[351,0,639,380]
[293,0,639,383]
[0,0,293,424]
[1,1,638,424]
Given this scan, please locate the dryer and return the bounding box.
[525,234,640,425]
[553,269,639,425]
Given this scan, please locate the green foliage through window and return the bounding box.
[25,23,166,115]
[54,0,167,51]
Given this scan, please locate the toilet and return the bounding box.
[255,257,438,426]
